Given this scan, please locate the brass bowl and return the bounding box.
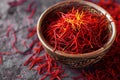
[37,0,116,68]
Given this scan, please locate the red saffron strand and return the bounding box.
[27,26,37,39]
[12,30,22,53]
[24,0,37,19]
[28,5,37,19]
[25,1,36,12]
[8,0,27,7]
[6,24,22,54]
[0,52,11,55]
[0,55,3,64]
[6,25,13,37]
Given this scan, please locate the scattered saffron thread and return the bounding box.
[8,0,27,7]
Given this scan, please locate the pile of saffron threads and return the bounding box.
[44,7,110,54]
[0,0,120,80]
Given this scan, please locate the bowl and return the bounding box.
[37,0,116,68]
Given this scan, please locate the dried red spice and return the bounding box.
[24,48,67,79]
[27,26,37,38]
[25,1,36,12]
[6,25,13,37]
[0,52,11,55]
[6,25,22,53]
[22,39,39,55]
[0,55,3,64]
[28,6,37,19]
[8,0,27,7]
[43,7,110,54]
[1,0,119,80]
[12,30,22,53]
[25,1,37,19]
